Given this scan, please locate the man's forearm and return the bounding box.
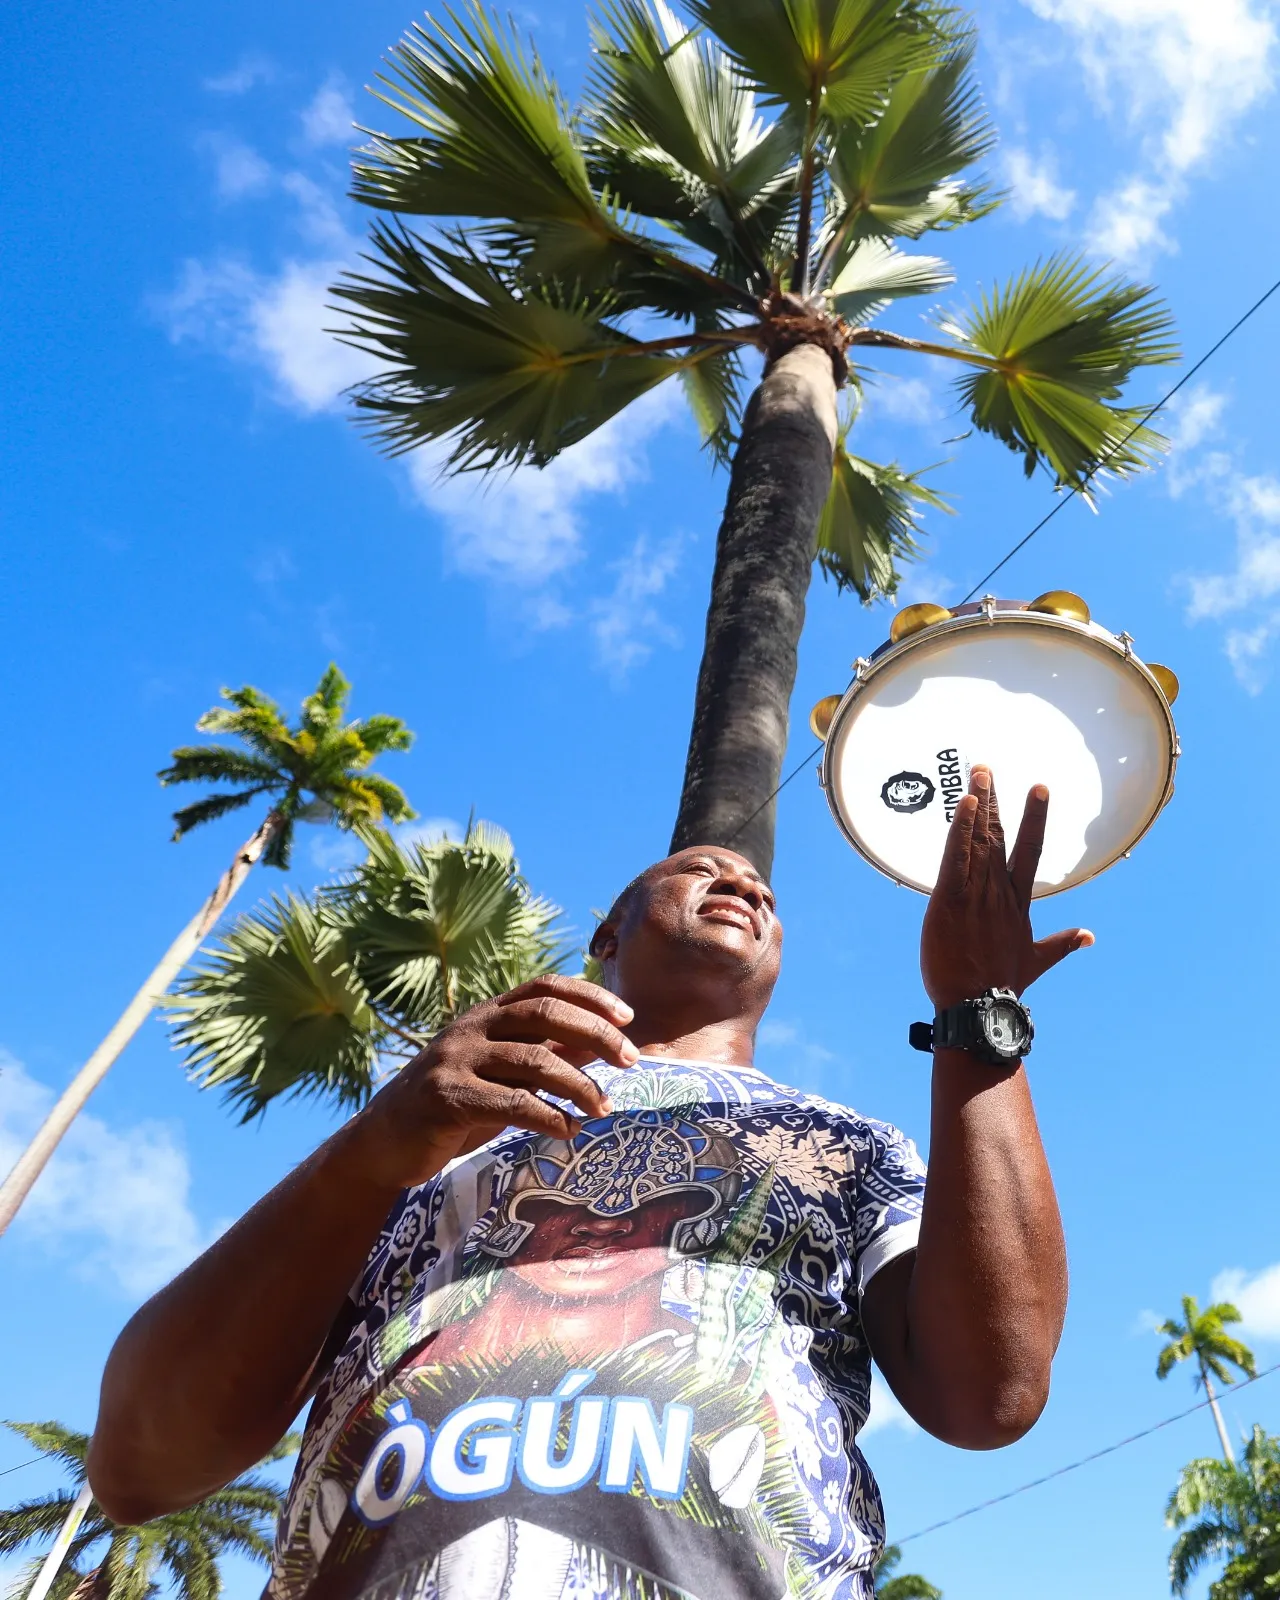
[867,1053,1067,1448]
[88,1114,407,1523]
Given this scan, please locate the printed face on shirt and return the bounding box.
[505,1190,705,1302]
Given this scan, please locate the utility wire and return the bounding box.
[0,1455,41,1479]
[727,272,1280,839]
[958,271,1280,604]
[896,1360,1280,1547]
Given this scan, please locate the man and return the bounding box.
[89,769,1088,1600]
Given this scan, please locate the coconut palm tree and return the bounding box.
[167,820,568,1118]
[874,1544,941,1599]
[335,0,1178,876]
[0,665,415,1236]
[1166,1425,1280,1599]
[1158,1296,1258,1463]
[0,1421,296,1600]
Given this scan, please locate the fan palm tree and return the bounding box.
[335,0,1178,876]
[167,820,568,1118]
[875,1544,941,1599]
[1166,1425,1280,1599]
[1158,1295,1258,1463]
[0,665,414,1237]
[0,1421,296,1600]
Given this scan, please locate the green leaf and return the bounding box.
[815,404,950,601]
[939,254,1179,488]
[335,226,684,468]
[167,894,382,1120]
[679,339,748,464]
[826,235,953,323]
[168,787,267,842]
[684,0,940,124]
[826,38,998,254]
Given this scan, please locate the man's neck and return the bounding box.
[622,1016,757,1067]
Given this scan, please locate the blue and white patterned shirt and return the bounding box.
[268,1056,927,1600]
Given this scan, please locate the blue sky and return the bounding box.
[3,0,1280,1596]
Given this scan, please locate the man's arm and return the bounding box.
[861,768,1087,1449]
[87,976,638,1524]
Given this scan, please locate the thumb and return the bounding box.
[1029,927,1095,983]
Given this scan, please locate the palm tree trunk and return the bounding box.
[670,343,839,879]
[24,1483,93,1600]
[1201,1362,1236,1463]
[0,811,284,1239]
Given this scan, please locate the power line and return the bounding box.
[896,1360,1280,1547]
[724,741,825,848]
[958,271,1280,604]
[0,1455,42,1479]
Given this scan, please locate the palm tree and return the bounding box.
[874,1544,941,1599]
[1158,1296,1258,1463]
[167,820,568,1118]
[334,0,1178,876]
[0,1420,296,1600]
[1166,1425,1280,1599]
[0,665,415,1236]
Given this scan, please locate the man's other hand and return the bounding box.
[349,976,639,1192]
[920,766,1094,1013]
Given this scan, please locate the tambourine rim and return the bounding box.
[818,608,1181,898]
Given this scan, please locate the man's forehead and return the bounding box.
[646,847,766,884]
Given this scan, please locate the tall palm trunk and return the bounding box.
[1201,1359,1236,1463]
[670,343,839,880]
[24,1483,93,1600]
[0,812,284,1238]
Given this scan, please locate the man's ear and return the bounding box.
[590,922,620,967]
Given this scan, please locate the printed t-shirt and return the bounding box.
[267,1056,928,1600]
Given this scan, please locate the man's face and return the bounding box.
[600,848,783,1015]
[505,1192,701,1301]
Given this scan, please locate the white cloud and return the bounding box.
[406,383,683,584]
[1213,1263,1280,1339]
[1005,146,1076,222]
[301,79,355,147]
[397,817,466,849]
[203,134,273,201]
[868,376,940,426]
[204,54,276,95]
[0,1053,212,1298]
[862,1370,919,1436]
[1020,0,1276,260]
[309,832,368,873]
[590,534,682,677]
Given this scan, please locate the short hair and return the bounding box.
[588,870,647,959]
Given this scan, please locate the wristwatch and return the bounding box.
[909,988,1034,1066]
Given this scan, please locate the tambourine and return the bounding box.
[813,592,1180,898]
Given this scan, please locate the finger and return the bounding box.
[985,771,1008,871]
[1009,785,1050,907]
[457,1074,586,1143]
[498,974,634,1028]
[481,1041,615,1119]
[936,792,979,895]
[968,766,992,880]
[1028,926,1095,984]
[489,996,639,1069]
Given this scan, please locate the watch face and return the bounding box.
[984,999,1028,1055]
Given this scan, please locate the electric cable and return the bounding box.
[0,1456,42,1479]
[895,1359,1280,1546]
[724,271,1280,840]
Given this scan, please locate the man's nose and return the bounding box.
[712,869,765,909]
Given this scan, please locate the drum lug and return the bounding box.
[850,656,870,681]
[981,594,997,622]
[1118,631,1135,658]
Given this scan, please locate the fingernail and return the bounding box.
[600,1096,614,1115]
[1075,930,1095,950]
[614,1001,635,1023]
[972,767,990,790]
[621,1041,640,1065]
[1032,784,1049,802]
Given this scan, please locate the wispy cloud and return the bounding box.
[202,134,274,201]
[590,534,683,678]
[204,54,276,95]
[1020,0,1276,261]
[1213,1263,1280,1340]
[301,78,356,147]
[0,1052,215,1298]
[1004,145,1076,223]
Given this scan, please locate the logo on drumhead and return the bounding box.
[881,771,936,813]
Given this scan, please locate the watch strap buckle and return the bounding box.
[908,1021,934,1053]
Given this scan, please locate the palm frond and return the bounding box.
[679,338,748,464]
[938,253,1179,488]
[826,236,953,324]
[167,894,382,1120]
[156,748,285,790]
[335,225,688,467]
[348,714,415,757]
[168,788,269,843]
[1169,1517,1237,1596]
[685,0,940,125]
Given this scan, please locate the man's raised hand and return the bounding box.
[920,766,1094,1015]
[351,975,638,1192]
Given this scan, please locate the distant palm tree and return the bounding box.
[1166,1424,1280,1598]
[168,820,568,1118]
[0,1420,296,1600]
[875,1543,941,1599]
[0,665,415,1236]
[1158,1295,1257,1463]
[336,0,1177,874]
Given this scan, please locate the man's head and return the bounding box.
[589,846,782,1034]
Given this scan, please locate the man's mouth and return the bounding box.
[698,898,761,938]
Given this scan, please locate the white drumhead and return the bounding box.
[824,617,1176,896]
